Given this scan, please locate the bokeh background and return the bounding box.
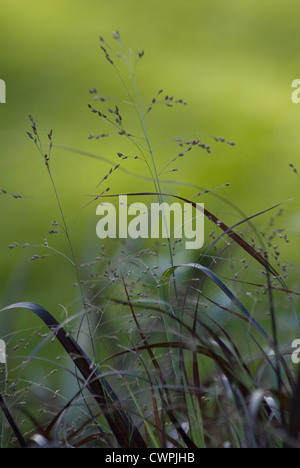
[0,0,299,391]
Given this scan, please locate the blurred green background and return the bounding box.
[0,0,299,332]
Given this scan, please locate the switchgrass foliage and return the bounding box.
[0,31,299,448]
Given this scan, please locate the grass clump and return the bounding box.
[0,31,299,449]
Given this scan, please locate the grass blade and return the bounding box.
[0,394,27,448]
[120,279,197,449]
[159,264,294,390]
[1,302,146,448]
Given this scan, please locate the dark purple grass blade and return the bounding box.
[1,302,147,448]
[0,394,28,448]
[160,264,294,390]
[121,278,197,449]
